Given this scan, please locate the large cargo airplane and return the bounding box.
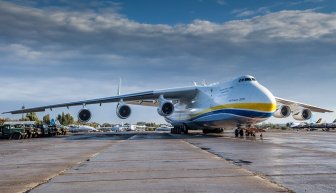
[3,75,333,135]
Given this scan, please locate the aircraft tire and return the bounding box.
[239,129,244,137]
[234,129,239,137]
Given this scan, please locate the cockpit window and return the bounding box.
[239,77,256,83]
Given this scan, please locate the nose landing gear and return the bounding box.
[234,128,244,137]
[235,126,266,138]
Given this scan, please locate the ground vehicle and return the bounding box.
[35,124,50,136]
[1,122,68,139]
[0,123,26,139]
[48,125,57,136]
[23,123,36,138]
[59,126,68,135]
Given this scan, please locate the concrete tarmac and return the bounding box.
[183,131,336,193]
[0,131,334,193]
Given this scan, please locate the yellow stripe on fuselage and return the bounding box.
[191,102,276,118]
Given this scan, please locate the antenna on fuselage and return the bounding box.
[117,78,121,96]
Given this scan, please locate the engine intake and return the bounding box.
[292,108,312,121]
[116,103,131,119]
[78,109,92,122]
[158,101,174,116]
[273,105,291,118]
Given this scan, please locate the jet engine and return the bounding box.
[157,100,174,117]
[273,105,291,118]
[116,102,131,119]
[292,108,312,121]
[78,108,92,122]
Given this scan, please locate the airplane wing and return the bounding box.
[3,87,198,114]
[275,97,333,113]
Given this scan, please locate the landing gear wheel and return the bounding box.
[239,129,244,137]
[234,129,239,137]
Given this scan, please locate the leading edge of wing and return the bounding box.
[3,86,198,114]
[2,91,153,114]
[275,97,333,113]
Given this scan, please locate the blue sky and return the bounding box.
[0,0,336,124]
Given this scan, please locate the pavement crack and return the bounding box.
[24,142,115,193]
[52,175,252,184]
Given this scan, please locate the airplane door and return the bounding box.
[210,88,214,107]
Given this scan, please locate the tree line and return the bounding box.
[0,112,76,126]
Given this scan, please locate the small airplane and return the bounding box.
[326,119,336,129]
[67,125,98,133]
[3,75,333,135]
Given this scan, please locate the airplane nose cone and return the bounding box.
[256,84,277,113]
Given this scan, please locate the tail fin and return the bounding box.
[117,78,121,96]
[316,118,322,123]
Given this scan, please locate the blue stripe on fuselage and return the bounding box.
[190,109,272,121]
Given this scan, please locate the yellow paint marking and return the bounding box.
[191,103,276,118]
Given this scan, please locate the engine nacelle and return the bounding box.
[116,103,131,119]
[157,99,174,117]
[292,108,312,121]
[78,108,92,122]
[273,105,291,118]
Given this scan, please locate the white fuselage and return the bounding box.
[165,76,276,129]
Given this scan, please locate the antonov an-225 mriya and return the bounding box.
[3,75,333,135]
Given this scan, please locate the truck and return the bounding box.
[35,124,50,136]
[0,123,26,139]
[0,121,68,139]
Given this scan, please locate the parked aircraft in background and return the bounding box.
[68,125,98,133]
[3,75,333,136]
[287,118,322,130]
[110,125,125,132]
[288,118,336,131]
[326,119,336,129]
[309,118,323,128]
[156,125,173,132]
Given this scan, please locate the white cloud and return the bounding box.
[216,0,226,6]
[0,44,42,60]
[232,7,270,17]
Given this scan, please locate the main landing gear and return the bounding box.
[171,126,188,134]
[234,128,244,137]
[202,128,224,134]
